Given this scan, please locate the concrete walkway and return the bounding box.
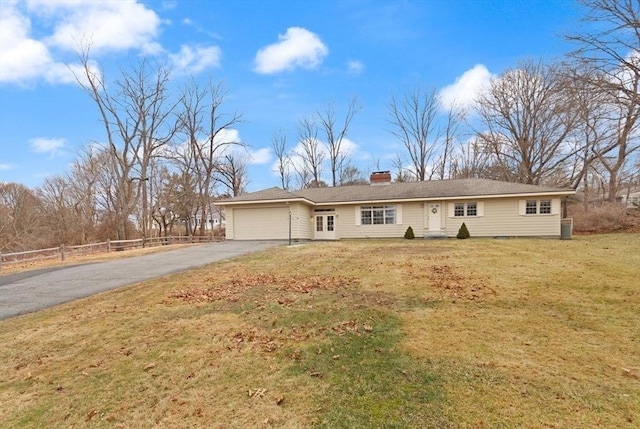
[0,240,283,320]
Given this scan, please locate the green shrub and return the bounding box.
[404,226,415,239]
[456,223,470,239]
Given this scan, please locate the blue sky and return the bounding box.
[0,0,583,192]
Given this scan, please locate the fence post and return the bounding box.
[60,244,65,262]
[107,239,111,253]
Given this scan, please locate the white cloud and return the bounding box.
[0,163,17,170]
[29,137,67,156]
[43,60,101,85]
[0,0,161,85]
[161,0,178,10]
[439,64,494,110]
[30,0,162,54]
[248,148,271,165]
[0,1,52,83]
[337,137,359,157]
[169,128,243,161]
[213,128,241,147]
[254,27,328,74]
[169,44,222,75]
[613,50,640,90]
[347,60,364,75]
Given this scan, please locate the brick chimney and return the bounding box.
[370,171,392,185]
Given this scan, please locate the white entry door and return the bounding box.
[428,203,442,232]
[314,214,337,240]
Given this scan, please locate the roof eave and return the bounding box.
[311,190,575,206]
[217,197,315,206]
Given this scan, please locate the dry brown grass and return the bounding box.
[401,235,640,427]
[1,234,638,428]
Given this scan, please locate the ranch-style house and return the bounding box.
[218,172,575,241]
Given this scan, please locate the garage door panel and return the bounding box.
[233,207,289,240]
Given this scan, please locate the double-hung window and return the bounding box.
[454,203,465,217]
[361,205,396,225]
[453,202,479,217]
[539,200,551,214]
[466,202,477,216]
[523,199,552,215]
[525,200,538,214]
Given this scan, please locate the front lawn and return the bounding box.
[1,234,638,428]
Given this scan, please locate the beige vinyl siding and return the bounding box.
[290,202,313,240]
[226,207,235,239]
[230,204,290,240]
[336,202,424,239]
[444,197,562,237]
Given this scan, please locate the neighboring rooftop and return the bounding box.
[220,179,574,205]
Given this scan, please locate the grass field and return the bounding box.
[1,234,638,428]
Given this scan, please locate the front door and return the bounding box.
[314,214,336,240]
[428,203,442,232]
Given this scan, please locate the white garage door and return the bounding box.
[233,207,289,240]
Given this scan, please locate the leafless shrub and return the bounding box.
[570,202,639,233]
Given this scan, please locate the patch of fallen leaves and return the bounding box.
[426,264,496,301]
[331,319,374,336]
[230,328,283,353]
[169,273,359,305]
[227,317,377,356]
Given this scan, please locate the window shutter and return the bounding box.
[448,202,455,217]
[551,198,561,215]
[396,204,402,225]
[518,199,526,215]
[355,206,361,225]
[477,201,484,217]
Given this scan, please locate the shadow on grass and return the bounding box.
[286,309,451,429]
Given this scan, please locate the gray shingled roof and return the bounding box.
[220,179,574,205]
[224,187,304,202]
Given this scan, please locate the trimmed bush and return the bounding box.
[456,222,470,239]
[404,226,415,239]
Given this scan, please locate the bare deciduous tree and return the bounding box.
[317,97,361,186]
[388,86,441,181]
[339,164,368,186]
[568,0,640,100]
[76,48,176,239]
[38,176,76,246]
[217,153,249,197]
[67,146,102,243]
[475,61,580,185]
[449,137,492,180]
[0,182,47,252]
[128,62,179,239]
[295,116,324,188]
[177,79,243,235]
[271,130,291,190]
[567,0,640,200]
[436,103,465,180]
[391,153,414,183]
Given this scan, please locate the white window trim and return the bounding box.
[355,204,401,225]
[519,198,560,215]
[448,201,483,217]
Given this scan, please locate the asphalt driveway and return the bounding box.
[0,240,283,320]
